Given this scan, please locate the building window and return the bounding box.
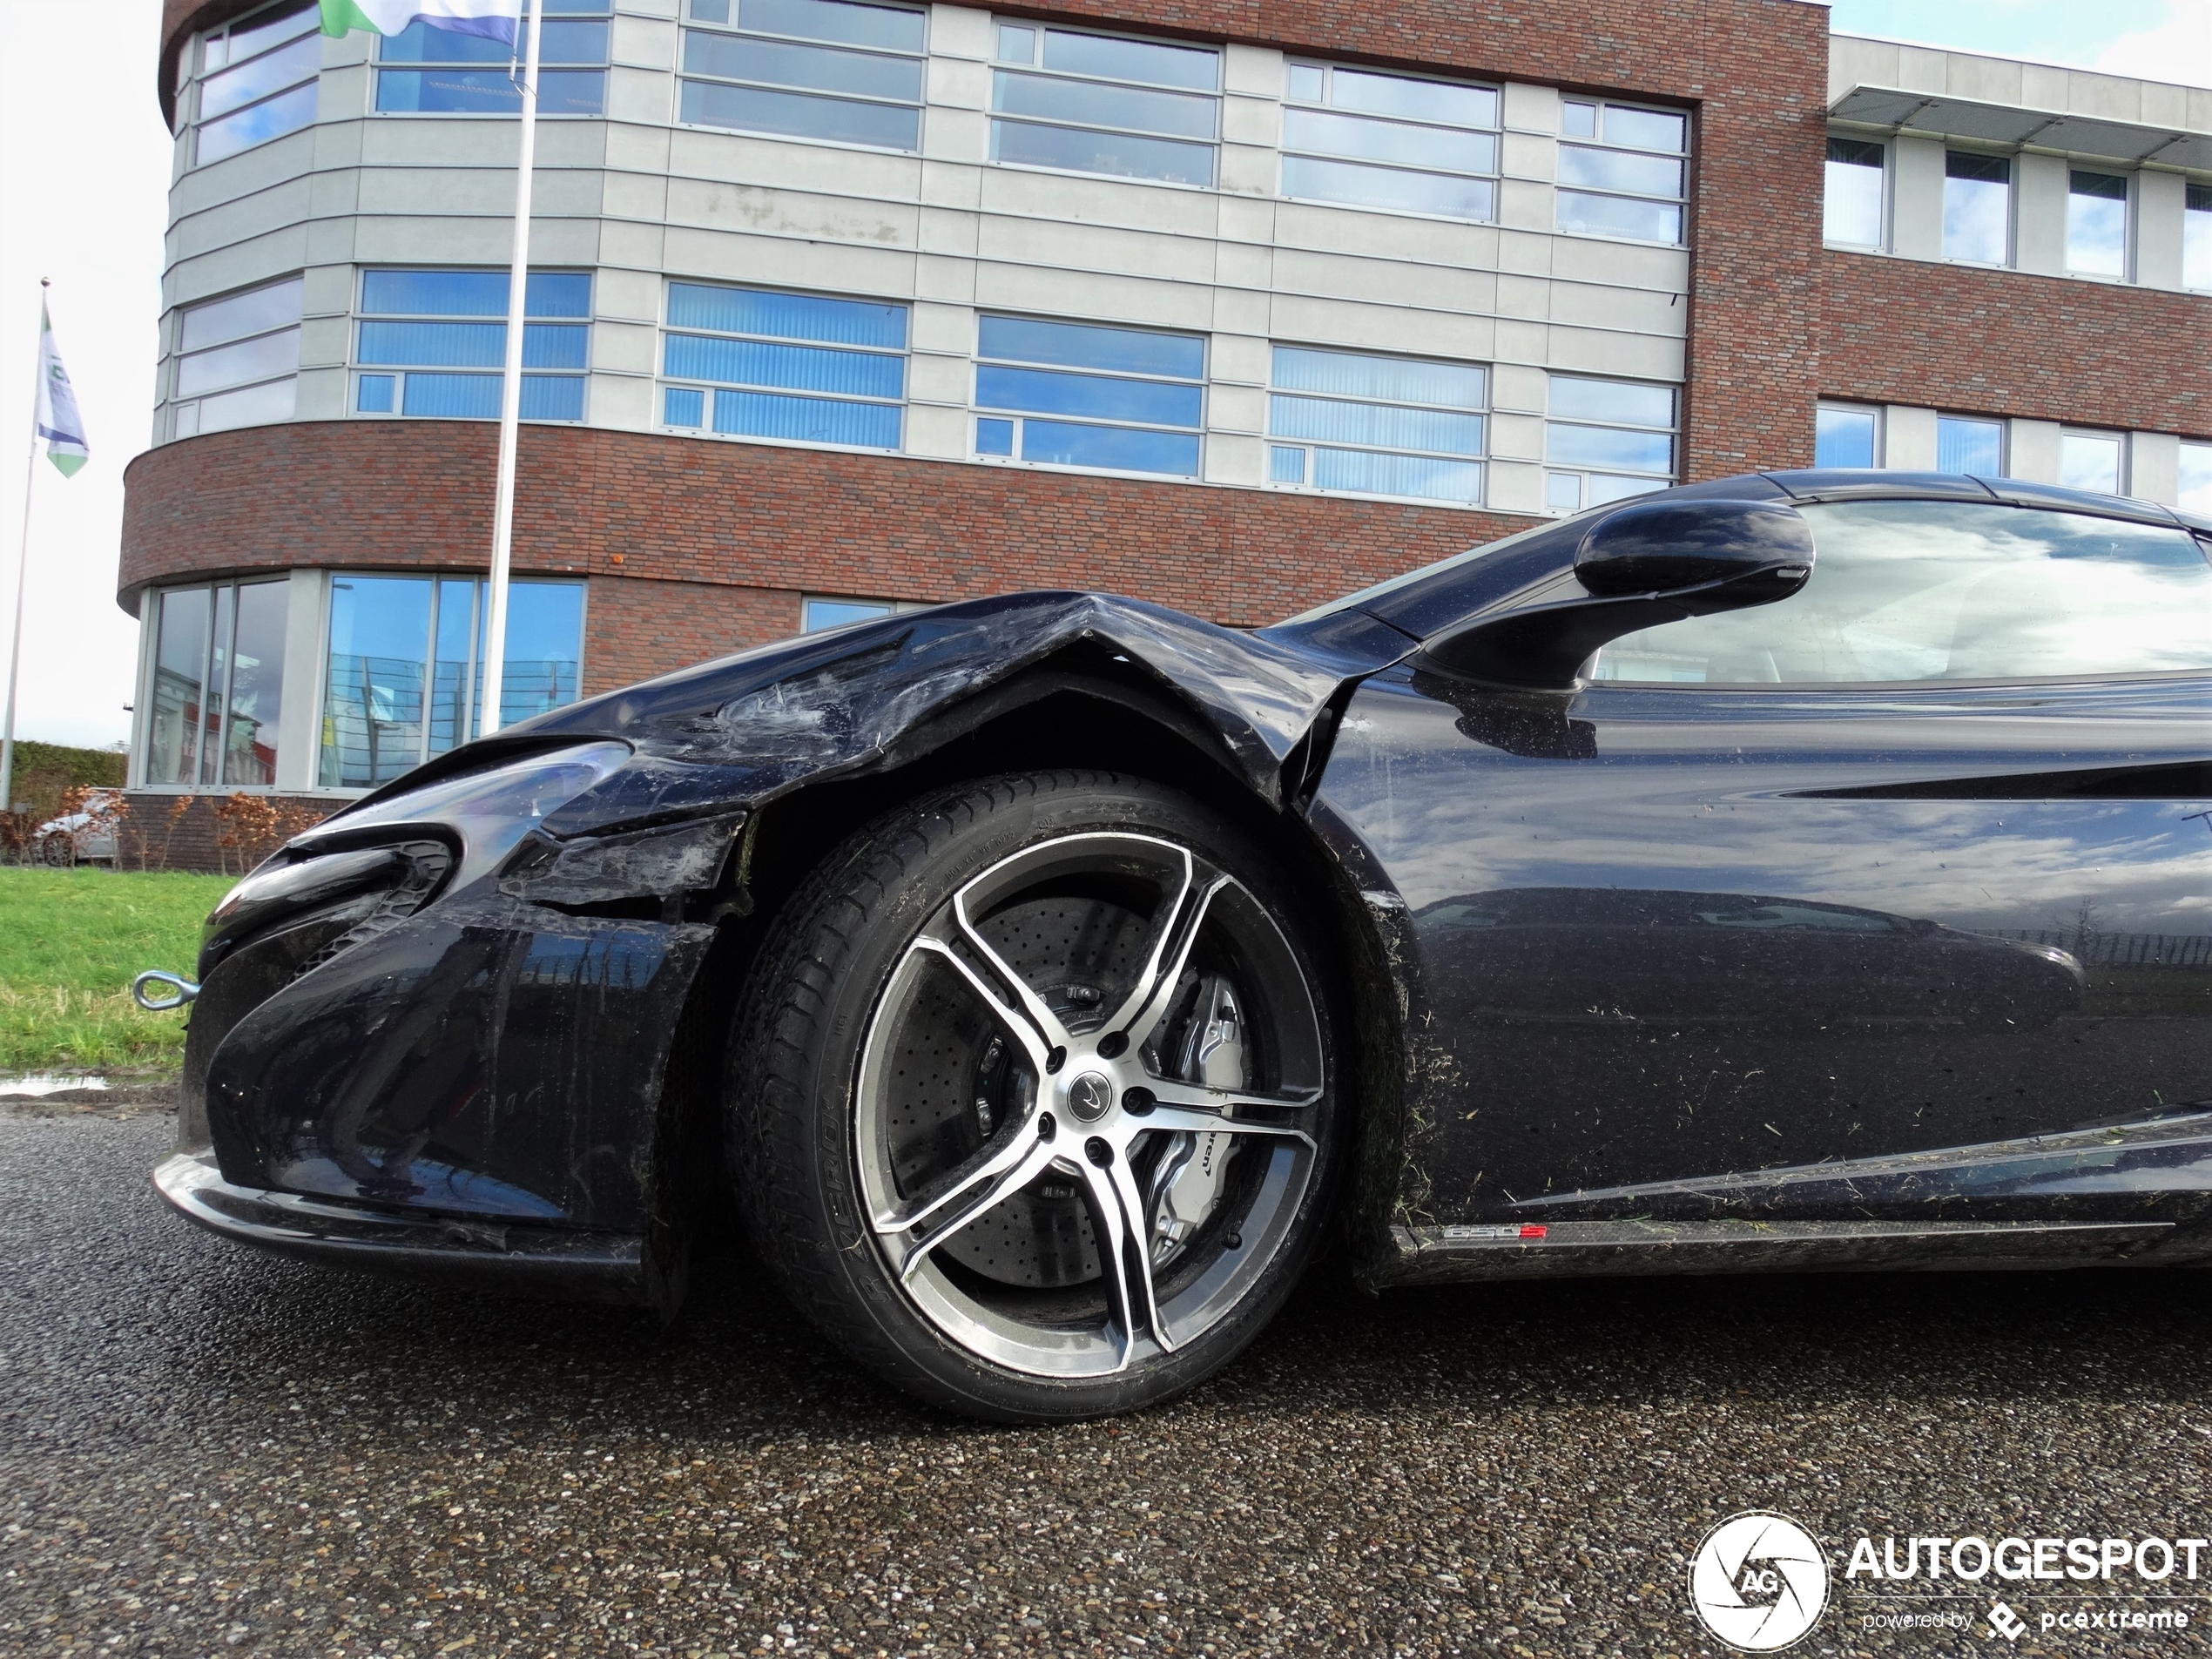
[1815,403,1881,469]
[378,0,609,117]
[172,276,303,440]
[1278,63,1498,221]
[1556,99,1687,245]
[660,284,907,448]
[2060,429,2125,496]
[144,581,288,789]
[803,597,894,631]
[679,0,926,152]
[189,0,320,166]
[1824,136,1885,247]
[318,576,584,789]
[1934,414,2003,475]
[2066,171,2128,279]
[1943,152,2010,265]
[1543,374,1676,511]
[2181,441,2212,517]
[2184,182,2211,290]
[990,24,1219,187]
[354,269,590,421]
[1266,346,1486,503]
[973,315,1204,477]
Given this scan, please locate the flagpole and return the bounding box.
[480,0,541,739]
[0,279,48,814]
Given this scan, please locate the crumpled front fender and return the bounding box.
[510,591,1364,838]
[205,887,717,1234]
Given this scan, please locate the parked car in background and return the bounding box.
[37,790,122,867]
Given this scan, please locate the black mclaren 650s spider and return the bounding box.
[149,470,2212,1420]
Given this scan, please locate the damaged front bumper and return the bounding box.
[152,1148,677,1309]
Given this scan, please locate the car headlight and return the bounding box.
[288,740,633,893]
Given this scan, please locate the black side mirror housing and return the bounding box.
[1420,497,1817,689]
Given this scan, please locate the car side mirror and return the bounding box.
[1419,498,1817,689]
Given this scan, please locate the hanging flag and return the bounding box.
[319,0,523,44]
[34,300,88,478]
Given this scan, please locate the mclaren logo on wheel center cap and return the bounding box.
[1066,1071,1116,1123]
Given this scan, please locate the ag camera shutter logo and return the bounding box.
[1689,1512,1831,1650]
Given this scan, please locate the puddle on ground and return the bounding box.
[0,1074,111,1097]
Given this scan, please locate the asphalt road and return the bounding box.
[7,1105,2212,1658]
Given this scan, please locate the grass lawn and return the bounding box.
[0,868,233,1074]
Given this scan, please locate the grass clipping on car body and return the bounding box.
[0,869,233,1073]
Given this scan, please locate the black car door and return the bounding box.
[1318,495,2212,1224]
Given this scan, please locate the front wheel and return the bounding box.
[40,833,76,868]
[727,772,1342,1421]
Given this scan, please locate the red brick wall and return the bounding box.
[116,792,336,876]
[583,574,803,696]
[1817,253,2212,439]
[120,421,1531,630]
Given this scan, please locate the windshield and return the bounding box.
[1278,503,1612,625]
[1588,500,2212,685]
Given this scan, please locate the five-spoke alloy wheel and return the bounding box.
[728,772,1341,1421]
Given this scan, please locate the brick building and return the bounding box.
[121,0,2212,852]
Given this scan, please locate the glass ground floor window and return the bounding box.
[145,579,290,788]
[1815,402,1881,469]
[318,575,585,789]
[2180,441,2212,518]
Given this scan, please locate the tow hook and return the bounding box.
[132,971,200,1011]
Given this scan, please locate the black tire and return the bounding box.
[726,771,1343,1422]
[40,833,75,869]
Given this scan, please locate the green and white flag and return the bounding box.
[320,0,522,44]
[34,300,87,478]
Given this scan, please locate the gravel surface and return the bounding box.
[6,1108,2212,1657]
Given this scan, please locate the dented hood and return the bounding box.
[467,590,1398,836]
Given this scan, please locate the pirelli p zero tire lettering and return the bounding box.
[725,771,1342,1422]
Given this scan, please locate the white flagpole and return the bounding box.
[479,0,541,739]
[0,279,48,813]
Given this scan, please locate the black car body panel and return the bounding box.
[1315,670,2212,1238]
[522,589,1357,816]
[204,895,718,1230]
[152,475,2212,1305]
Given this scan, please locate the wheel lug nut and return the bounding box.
[1095,1032,1128,1060]
[1085,1137,1113,1167]
[1121,1087,1155,1116]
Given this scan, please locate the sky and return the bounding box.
[0,3,2207,753]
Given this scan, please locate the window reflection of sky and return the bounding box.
[1325,673,2212,937]
[1593,502,2212,685]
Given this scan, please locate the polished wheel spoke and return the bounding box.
[874,1121,1062,1282]
[1073,1147,1172,1366]
[907,936,1054,1076]
[948,895,1076,1057]
[1136,1079,1321,1149]
[1103,866,1231,1051]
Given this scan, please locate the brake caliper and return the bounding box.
[1146,974,1244,1264]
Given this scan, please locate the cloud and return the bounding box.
[2093,0,2212,86]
